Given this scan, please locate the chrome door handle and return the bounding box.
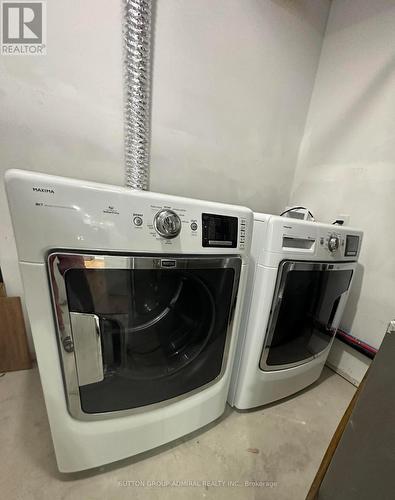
[70,312,104,386]
[326,292,348,333]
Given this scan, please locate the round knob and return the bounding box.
[154,209,181,239]
[328,235,340,252]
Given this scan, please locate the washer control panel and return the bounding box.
[267,215,362,262]
[318,230,361,259]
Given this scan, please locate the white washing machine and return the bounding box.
[5,169,252,472]
[229,213,363,410]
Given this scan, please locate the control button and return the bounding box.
[328,234,340,252]
[190,222,198,231]
[133,216,143,227]
[154,209,182,239]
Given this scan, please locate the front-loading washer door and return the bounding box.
[260,261,354,371]
[47,253,241,420]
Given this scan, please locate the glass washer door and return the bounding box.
[260,261,354,371]
[48,253,241,420]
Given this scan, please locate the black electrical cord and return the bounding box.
[280,206,315,219]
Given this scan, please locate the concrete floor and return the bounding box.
[0,366,355,500]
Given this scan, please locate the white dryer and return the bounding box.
[5,169,252,472]
[229,213,363,410]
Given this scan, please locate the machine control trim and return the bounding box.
[153,209,182,239]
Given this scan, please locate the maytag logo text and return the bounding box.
[33,187,54,194]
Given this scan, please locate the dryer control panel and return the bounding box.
[5,169,253,263]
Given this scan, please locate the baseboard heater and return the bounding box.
[336,329,377,359]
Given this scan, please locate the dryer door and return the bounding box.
[48,253,241,420]
[260,261,355,371]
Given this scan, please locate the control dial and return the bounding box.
[328,234,340,252]
[154,209,182,239]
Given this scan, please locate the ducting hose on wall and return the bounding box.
[124,0,152,190]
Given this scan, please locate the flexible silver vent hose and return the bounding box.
[124,0,152,190]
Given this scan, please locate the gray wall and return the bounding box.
[0,0,330,349]
[289,0,395,351]
[150,0,330,211]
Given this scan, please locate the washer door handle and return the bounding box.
[326,291,348,333]
[70,312,104,386]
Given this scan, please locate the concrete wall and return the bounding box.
[0,0,330,348]
[0,1,125,349]
[150,0,330,211]
[289,0,395,375]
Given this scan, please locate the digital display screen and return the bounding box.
[202,213,238,248]
[345,235,359,256]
